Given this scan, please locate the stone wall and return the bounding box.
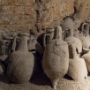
[0,0,36,32]
[74,0,90,21]
[0,0,90,34]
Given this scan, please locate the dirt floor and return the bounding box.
[0,70,90,90]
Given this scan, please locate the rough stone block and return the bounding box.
[14,6,25,14]
[1,0,15,5]
[0,6,15,14]
[11,15,24,25]
[25,6,35,15]
[0,14,12,25]
[15,0,35,5]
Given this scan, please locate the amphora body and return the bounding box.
[67,44,87,82]
[7,33,35,83]
[42,26,69,89]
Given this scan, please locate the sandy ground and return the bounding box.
[0,70,90,90]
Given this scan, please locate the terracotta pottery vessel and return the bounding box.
[67,44,87,82]
[61,18,82,54]
[42,26,69,89]
[7,33,35,83]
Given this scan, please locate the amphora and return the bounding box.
[7,33,35,83]
[67,44,87,82]
[42,26,69,89]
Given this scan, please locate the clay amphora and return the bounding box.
[65,29,82,57]
[67,44,87,82]
[82,50,90,73]
[79,23,90,51]
[7,33,35,83]
[42,26,69,89]
[61,18,82,54]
